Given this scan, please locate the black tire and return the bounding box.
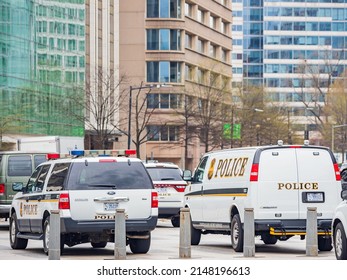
[171,216,180,228]
[129,232,151,254]
[261,233,278,245]
[334,223,347,260]
[43,216,64,255]
[91,241,107,248]
[9,212,28,250]
[191,220,201,245]
[318,235,332,251]
[231,214,244,252]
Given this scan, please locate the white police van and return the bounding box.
[9,149,158,254]
[184,141,342,252]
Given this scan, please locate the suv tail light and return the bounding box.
[58,193,70,209]
[174,184,187,192]
[0,184,4,195]
[334,163,341,181]
[250,163,259,182]
[151,191,158,208]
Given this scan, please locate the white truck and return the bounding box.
[17,136,84,154]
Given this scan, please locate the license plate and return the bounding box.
[157,187,167,194]
[303,192,324,203]
[104,202,118,211]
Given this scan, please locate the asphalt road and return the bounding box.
[0,218,336,260]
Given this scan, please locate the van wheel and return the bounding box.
[171,216,180,228]
[191,220,201,245]
[261,233,278,245]
[91,241,107,248]
[231,214,244,252]
[318,235,332,251]
[43,216,64,255]
[129,232,151,254]
[334,223,347,260]
[9,212,28,249]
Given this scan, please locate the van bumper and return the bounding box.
[255,219,332,235]
[60,216,158,233]
[0,204,10,218]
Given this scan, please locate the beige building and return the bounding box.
[86,0,232,169]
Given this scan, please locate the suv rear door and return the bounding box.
[66,159,154,221]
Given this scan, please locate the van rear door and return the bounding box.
[257,148,299,220]
[296,148,340,220]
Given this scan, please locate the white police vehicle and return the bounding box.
[9,150,158,254]
[332,189,347,259]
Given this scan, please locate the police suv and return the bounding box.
[184,141,342,252]
[9,150,158,254]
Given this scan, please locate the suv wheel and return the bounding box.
[231,214,244,252]
[191,219,201,245]
[43,216,64,255]
[334,222,347,260]
[171,216,180,228]
[91,241,107,248]
[129,232,151,254]
[9,212,28,249]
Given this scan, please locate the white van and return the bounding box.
[184,141,342,252]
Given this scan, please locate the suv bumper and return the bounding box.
[61,216,158,233]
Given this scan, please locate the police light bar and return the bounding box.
[125,149,136,156]
[70,150,85,157]
[47,153,60,160]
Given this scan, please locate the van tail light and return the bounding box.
[0,184,4,195]
[151,191,158,208]
[58,193,70,209]
[334,163,341,181]
[174,184,187,192]
[250,164,259,182]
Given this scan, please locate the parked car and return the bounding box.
[332,189,347,259]
[9,150,158,254]
[0,151,47,219]
[144,162,187,227]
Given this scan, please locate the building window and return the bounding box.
[147,125,179,141]
[185,2,192,17]
[197,68,205,84]
[197,8,205,24]
[147,93,181,109]
[147,29,181,50]
[147,0,181,18]
[185,64,194,81]
[185,33,192,49]
[210,15,216,29]
[210,44,217,58]
[147,61,181,83]
[197,38,205,53]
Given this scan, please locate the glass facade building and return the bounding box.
[232,0,347,133]
[0,0,85,137]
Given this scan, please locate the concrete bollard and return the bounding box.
[179,208,191,258]
[243,208,255,257]
[306,207,318,257]
[48,210,60,260]
[114,209,126,260]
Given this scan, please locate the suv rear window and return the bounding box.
[146,167,183,181]
[67,161,153,190]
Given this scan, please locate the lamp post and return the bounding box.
[332,124,347,153]
[127,83,171,149]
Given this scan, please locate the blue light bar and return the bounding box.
[70,150,84,156]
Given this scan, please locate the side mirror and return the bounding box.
[183,170,192,181]
[341,189,347,200]
[12,182,24,192]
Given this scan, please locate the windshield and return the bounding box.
[67,161,153,190]
[146,167,183,181]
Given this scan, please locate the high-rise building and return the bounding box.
[86,1,232,168]
[231,0,347,144]
[0,0,85,146]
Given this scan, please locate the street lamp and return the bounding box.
[331,124,347,153]
[127,83,171,149]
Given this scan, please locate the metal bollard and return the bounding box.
[306,207,318,257]
[114,209,126,260]
[243,208,255,257]
[179,208,191,258]
[48,210,60,260]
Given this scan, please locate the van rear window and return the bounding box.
[8,155,32,176]
[34,155,47,168]
[67,162,153,190]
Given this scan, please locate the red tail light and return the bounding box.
[0,184,4,195]
[334,163,341,181]
[58,193,70,209]
[174,184,187,192]
[151,191,158,208]
[250,164,259,182]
